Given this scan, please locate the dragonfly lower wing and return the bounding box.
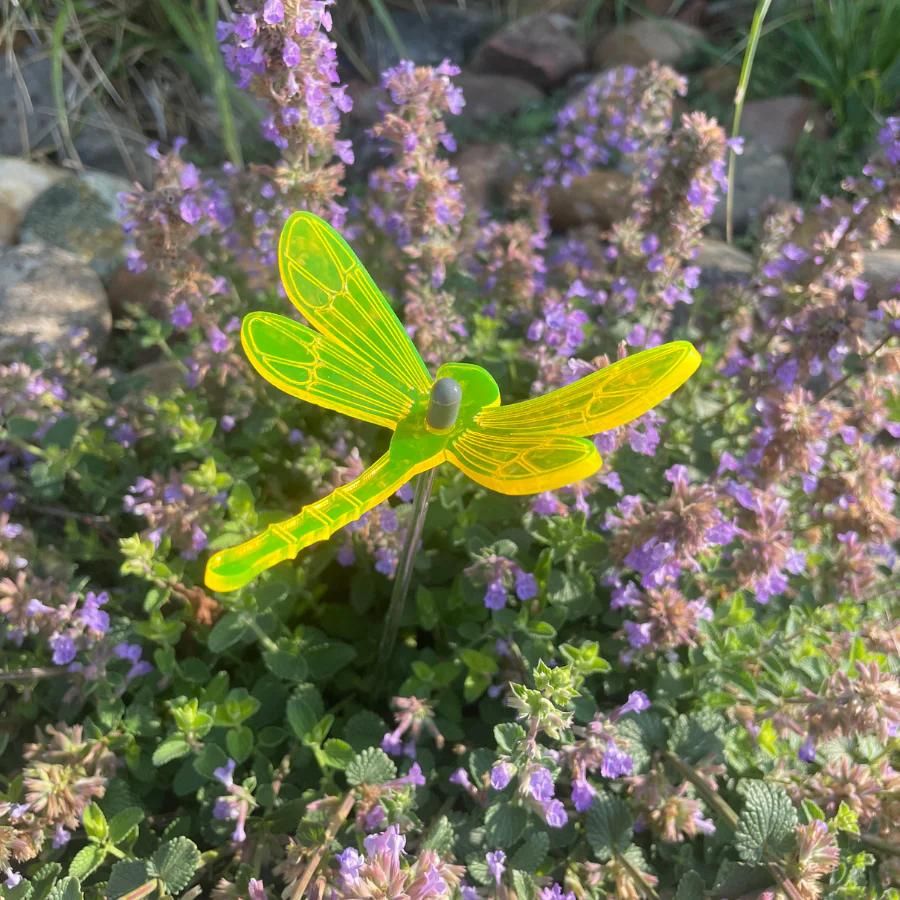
[447,429,601,496]
[206,450,422,592]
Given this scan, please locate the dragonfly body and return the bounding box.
[205,212,702,593]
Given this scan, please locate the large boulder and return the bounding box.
[547,169,633,231]
[712,140,792,233]
[19,170,131,282]
[593,19,705,69]
[454,72,544,128]
[0,156,67,246]
[739,94,826,157]
[0,242,111,359]
[472,13,586,90]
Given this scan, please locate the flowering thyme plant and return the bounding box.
[0,1,898,898]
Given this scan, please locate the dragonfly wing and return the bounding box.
[448,428,601,495]
[279,211,432,398]
[242,312,417,428]
[475,341,700,437]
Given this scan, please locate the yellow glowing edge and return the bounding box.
[204,211,701,593]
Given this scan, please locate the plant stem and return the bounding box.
[726,0,773,244]
[614,849,660,900]
[377,468,436,672]
[290,790,355,900]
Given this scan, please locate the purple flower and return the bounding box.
[179,194,202,225]
[617,690,650,717]
[262,0,284,24]
[78,590,110,634]
[484,578,508,611]
[337,846,364,880]
[544,798,568,828]
[52,824,71,848]
[449,768,472,789]
[490,762,513,790]
[798,736,816,763]
[540,886,575,900]
[248,879,266,900]
[214,758,236,788]
[514,570,538,602]
[572,777,596,812]
[49,634,76,665]
[207,324,229,354]
[600,745,633,778]
[282,39,300,67]
[170,303,193,329]
[486,849,506,885]
[528,767,555,803]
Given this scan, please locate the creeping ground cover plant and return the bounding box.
[0,1,898,899]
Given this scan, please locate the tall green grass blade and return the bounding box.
[49,2,75,158]
[725,0,772,244]
[369,0,408,61]
[205,0,242,167]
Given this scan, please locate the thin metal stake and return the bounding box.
[377,467,436,670]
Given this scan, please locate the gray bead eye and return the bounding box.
[427,377,463,430]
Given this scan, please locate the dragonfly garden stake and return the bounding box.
[205,212,701,661]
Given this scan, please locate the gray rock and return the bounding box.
[0,242,110,359]
[360,7,493,74]
[1,46,151,183]
[0,47,59,157]
[0,156,67,246]
[455,71,544,127]
[694,239,753,291]
[472,13,586,90]
[712,140,792,233]
[455,143,520,211]
[862,249,900,296]
[739,94,826,157]
[593,19,705,70]
[19,170,131,281]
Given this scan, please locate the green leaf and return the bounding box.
[108,807,145,845]
[46,878,83,900]
[586,794,633,861]
[226,726,254,763]
[82,802,108,843]
[675,871,706,900]
[713,861,775,898]
[206,612,250,653]
[510,829,549,870]
[262,648,308,682]
[318,738,354,770]
[510,869,538,900]
[106,861,153,899]
[285,686,324,741]
[150,837,200,894]
[483,802,527,847]
[343,711,387,751]
[668,710,726,764]
[151,736,191,767]
[460,648,498,675]
[735,781,798,863]
[346,747,396,786]
[302,639,356,680]
[494,723,526,755]
[833,801,860,835]
[68,844,106,880]
[422,816,455,855]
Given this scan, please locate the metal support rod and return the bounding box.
[377,466,437,671]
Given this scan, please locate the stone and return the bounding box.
[0,157,67,245]
[0,242,110,359]
[694,239,753,291]
[694,64,740,103]
[455,143,520,212]
[360,6,493,74]
[739,95,826,157]
[1,46,152,183]
[19,170,131,282]
[472,13,586,90]
[711,140,792,233]
[455,72,544,127]
[0,46,58,157]
[593,19,705,69]
[862,250,900,296]
[547,169,633,231]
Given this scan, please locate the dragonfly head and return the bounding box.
[433,362,501,427]
[427,377,463,429]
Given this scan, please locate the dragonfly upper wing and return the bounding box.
[448,429,601,495]
[278,211,432,398]
[475,341,700,437]
[242,312,417,428]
